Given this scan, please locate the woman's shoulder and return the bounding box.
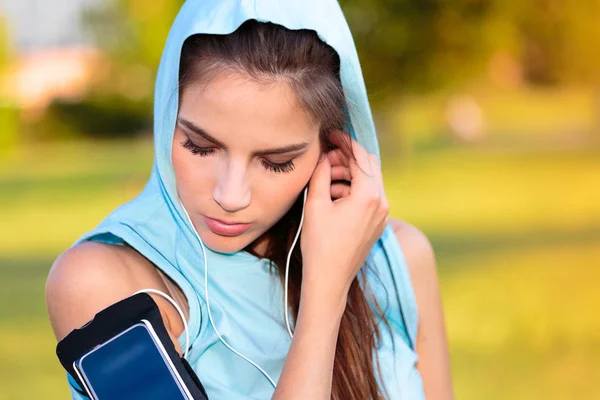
[387,218,440,320]
[45,242,147,340]
[388,218,437,279]
[387,219,454,398]
[45,241,185,349]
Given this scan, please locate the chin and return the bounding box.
[197,229,253,255]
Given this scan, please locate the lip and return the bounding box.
[201,215,251,237]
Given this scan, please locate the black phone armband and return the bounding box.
[56,292,208,399]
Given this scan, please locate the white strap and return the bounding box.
[133,288,190,359]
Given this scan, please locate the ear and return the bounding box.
[326,130,354,160]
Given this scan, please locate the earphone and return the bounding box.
[179,186,308,388]
[133,288,191,359]
[284,187,307,339]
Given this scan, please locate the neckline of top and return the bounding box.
[206,247,271,265]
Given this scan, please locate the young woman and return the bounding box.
[46,1,453,399]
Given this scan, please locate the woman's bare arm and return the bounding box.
[275,219,455,400]
[391,219,455,400]
[48,243,347,399]
[272,282,347,399]
[275,138,391,399]
[46,242,185,354]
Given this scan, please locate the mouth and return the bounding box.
[201,215,252,237]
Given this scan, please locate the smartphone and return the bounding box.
[72,319,193,400]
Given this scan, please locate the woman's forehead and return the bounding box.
[177,72,319,147]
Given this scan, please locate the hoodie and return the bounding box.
[66,0,424,398]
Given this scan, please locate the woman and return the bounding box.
[46,0,453,399]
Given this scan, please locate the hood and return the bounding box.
[72,1,421,397]
[153,0,380,234]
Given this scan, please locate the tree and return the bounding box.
[340,0,498,98]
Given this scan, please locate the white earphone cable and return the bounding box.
[284,187,308,339]
[133,288,191,359]
[179,186,307,388]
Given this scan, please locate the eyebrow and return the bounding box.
[177,118,309,156]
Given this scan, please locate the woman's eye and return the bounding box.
[182,138,294,173]
[181,138,216,156]
[261,159,295,173]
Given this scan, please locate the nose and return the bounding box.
[213,158,251,213]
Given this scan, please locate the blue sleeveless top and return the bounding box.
[63,0,425,398]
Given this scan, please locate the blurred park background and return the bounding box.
[0,0,599,399]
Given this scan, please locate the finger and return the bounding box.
[327,131,373,192]
[331,182,351,199]
[367,154,387,203]
[342,141,373,187]
[367,154,384,193]
[327,130,352,155]
[346,155,373,197]
[367,154,390,223]
[328,132,371,173]
[327,149,349,168]
[331,165,351,182]
[307,155,333,203]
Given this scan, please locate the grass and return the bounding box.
[444,240,600,399]
[1,88,599,399]
[393,87,600,144]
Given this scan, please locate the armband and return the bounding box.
[56,292,208,399]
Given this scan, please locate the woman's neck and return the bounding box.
[246,234,270,259]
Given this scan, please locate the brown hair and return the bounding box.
[179,20,390,400]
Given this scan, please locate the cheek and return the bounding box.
[253,158,315,219]
[172,134,318,219]
[172,141,214,201]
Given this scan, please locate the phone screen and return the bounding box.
[74,320,191,400]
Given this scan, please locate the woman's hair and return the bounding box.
[179,20,391,400]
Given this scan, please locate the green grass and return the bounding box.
[1,90,599,399]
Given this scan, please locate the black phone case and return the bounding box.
[56,292,209,400]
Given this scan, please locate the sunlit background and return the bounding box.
[0,1,599,399]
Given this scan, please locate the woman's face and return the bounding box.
[172,71,322,254]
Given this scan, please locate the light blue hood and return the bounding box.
[68,0,424,398]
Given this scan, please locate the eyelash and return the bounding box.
[181,138,296,174]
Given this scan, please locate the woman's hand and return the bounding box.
[300,133,389,305]
[274,135,388,399]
